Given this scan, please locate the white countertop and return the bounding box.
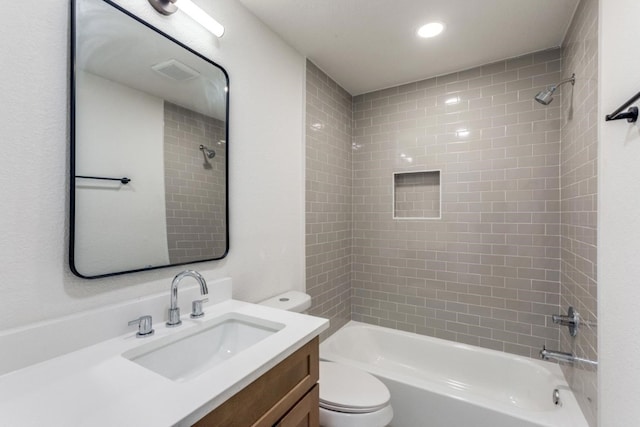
[0,299,328,426]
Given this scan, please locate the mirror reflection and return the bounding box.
[71,0,229,278]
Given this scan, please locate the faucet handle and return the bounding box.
[551,306,580,337]
[190,298,209,318]
[128,315,155,338]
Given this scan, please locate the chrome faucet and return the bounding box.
[166,270,208,327]
[551,306,580,337]
[539,346,575,363]
[539,346,598,367]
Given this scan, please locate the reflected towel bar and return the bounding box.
[605,90,640,123]
[75,175,131,184]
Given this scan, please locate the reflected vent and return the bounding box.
[152,59,200,81]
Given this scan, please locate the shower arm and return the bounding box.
[549,73,576,91]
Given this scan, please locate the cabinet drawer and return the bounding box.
[194,336,319,427]
[275,384,319,427]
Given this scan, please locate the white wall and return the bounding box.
[598,0,640,424]
[0,0,306,330]
[75,71,169,276]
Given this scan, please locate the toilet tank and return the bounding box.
[259,291,311,313]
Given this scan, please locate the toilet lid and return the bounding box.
[319,361,391,414]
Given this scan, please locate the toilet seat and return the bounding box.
[319,361,391,414]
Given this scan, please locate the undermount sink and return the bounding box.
[123,312,285,382]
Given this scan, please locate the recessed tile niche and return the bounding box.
[393,170,441,219]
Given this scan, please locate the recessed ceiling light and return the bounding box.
[417,22,445,38]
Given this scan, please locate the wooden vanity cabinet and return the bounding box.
[274,384,319,427]
[193,337,320,427]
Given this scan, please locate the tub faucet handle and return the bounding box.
[551,306,579,337]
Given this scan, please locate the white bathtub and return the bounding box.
[320,321,588,427]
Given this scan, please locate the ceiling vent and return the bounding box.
[151,59,200,81]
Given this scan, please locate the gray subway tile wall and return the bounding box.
[305,60,353,339]
[394,171,441,219]
[351,49,564,358]
[305,11,598,419]
[560,0,598,424]
[164,101,227,264]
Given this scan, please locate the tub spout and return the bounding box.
[539,346,598,367]
[539,346,574,363]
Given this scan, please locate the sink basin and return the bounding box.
[123,312,284,382]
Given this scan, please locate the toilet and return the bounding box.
[260,292,393,427]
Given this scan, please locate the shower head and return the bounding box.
[534,88,555,105]
[534,73,575,105]
[199,144,216,159]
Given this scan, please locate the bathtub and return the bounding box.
[320,321,588,427]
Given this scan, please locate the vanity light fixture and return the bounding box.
[148,0,225,37]
[417,22,445,38]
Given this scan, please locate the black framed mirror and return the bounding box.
[70,0,229,278]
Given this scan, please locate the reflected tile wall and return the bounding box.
[164,102,227,263]
[560,0,599,425]
[305,60,353,339]
[351,49,564,358]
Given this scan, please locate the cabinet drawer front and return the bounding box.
[194,337,319,427]
[275,384,319,427]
